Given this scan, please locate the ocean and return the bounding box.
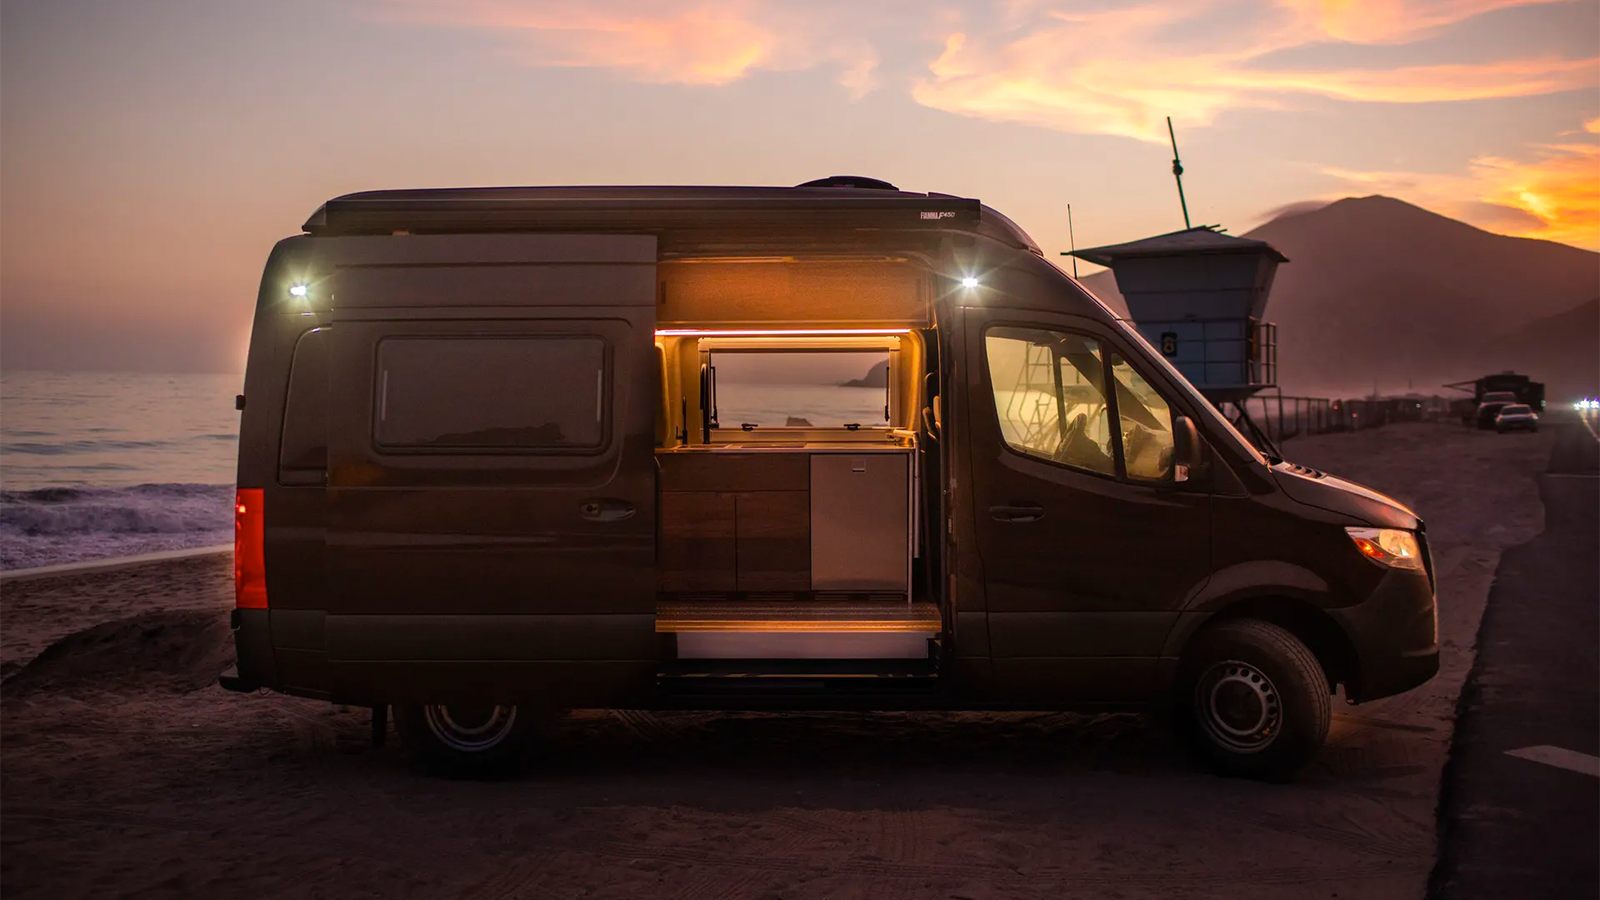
[0,372,893,570]
[1,372,242,570]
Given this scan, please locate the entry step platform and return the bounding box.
[656,596,941,633]
[659,658,939,680]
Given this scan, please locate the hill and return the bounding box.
[1078,196,1599,397]
[1478,298,1599,400]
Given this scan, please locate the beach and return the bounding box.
[1,422,1554,899]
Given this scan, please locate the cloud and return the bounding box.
[372,0,882,96]
[1323,135,1600,248]
[1276,0,1560,43]
[913,1,1596,143]
[370,1,1594,147]
[1258,199,1336,221]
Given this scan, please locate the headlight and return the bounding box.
[1345,527,1423,570]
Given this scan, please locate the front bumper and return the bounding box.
[1328,566,1440,703]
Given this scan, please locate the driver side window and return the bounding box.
[985,327,1115,476]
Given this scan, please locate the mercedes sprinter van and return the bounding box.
[223,179,1439,779]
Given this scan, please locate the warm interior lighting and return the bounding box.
[288,284,309,298]
[961,276,979,288]
[655,328,913,337]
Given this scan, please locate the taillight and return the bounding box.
[234,488,268,609]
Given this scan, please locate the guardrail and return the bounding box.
[1240,392,1458,447]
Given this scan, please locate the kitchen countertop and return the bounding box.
[657,442,913,453]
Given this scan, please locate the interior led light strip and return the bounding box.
[654,328,912,337]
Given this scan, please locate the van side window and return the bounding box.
[1110,354,1175,481]
[984,327,1114,476]
[279,328,328,473]
[374,336,607,451]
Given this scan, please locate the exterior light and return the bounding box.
[1345,527,1423,570]
[961,277,979,288]
[288,284,309,298]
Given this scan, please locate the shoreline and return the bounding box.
[0,544,232,584]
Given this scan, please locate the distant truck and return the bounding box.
[1449,372,1546,426]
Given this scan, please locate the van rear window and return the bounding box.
[279,328,328,473]
[374,336,607,451]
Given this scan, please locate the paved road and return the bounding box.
[1430,413,1600,899]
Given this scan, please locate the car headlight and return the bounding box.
[1345,527,1424,569]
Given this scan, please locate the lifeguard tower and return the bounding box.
[1069,226,1287,405]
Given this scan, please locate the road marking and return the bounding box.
[1504,745,1600,777]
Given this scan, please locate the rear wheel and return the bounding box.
[394,703,534,776]
[1177,619,1330,781]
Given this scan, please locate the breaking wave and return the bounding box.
[0,483,234,570]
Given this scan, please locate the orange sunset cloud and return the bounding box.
[912,2,1595,144]
[1278,0,1565,43]
[373,0,880,95]
[1326,135,1600,248]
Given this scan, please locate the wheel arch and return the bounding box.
[1167,595,1359,694]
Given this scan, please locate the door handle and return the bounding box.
[989,503,1045,523]
[580,498,636,522]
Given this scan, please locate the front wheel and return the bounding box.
[1177,619,1331,781]
[394,703,534,776]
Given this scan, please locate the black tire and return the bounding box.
[1176,619,1331,781]
[393,702,534,776]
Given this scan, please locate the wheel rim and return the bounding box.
[1194,660,1281,753]
[421,704,518,753]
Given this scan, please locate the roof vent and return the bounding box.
[796,175,900,190]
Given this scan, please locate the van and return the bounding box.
[224,179,1439,779]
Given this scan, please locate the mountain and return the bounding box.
[841,359,890,388]
[1078,196,1599,397]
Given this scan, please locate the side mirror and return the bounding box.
[1171,415,1199,483]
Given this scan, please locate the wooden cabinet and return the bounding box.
[660,489,810,593]
[660,491,736,592]
[657,449,911,595]
[734,491,810,591]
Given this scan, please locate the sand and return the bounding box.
[0,423,1554,899]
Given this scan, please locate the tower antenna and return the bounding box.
[1067,204,1079,278]
[1167,116,1192,229]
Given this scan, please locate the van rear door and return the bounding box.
[318,234,658,707]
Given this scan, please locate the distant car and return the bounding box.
[1494,404,1539,433]
[1476,400,1514,429]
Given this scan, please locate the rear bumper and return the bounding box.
[226,608,278,692]
[1328,567,1440,702]
[217,665,258,693]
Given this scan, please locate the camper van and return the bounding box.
[224,179,1439,780]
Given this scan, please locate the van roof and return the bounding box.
[301,183,1043,256]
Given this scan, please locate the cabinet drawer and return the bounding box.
[658,452,809,492]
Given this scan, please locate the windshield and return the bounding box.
[1105,315,1268,467]
[1501,405,1530,415]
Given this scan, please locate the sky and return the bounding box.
[2,0,1596,374]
